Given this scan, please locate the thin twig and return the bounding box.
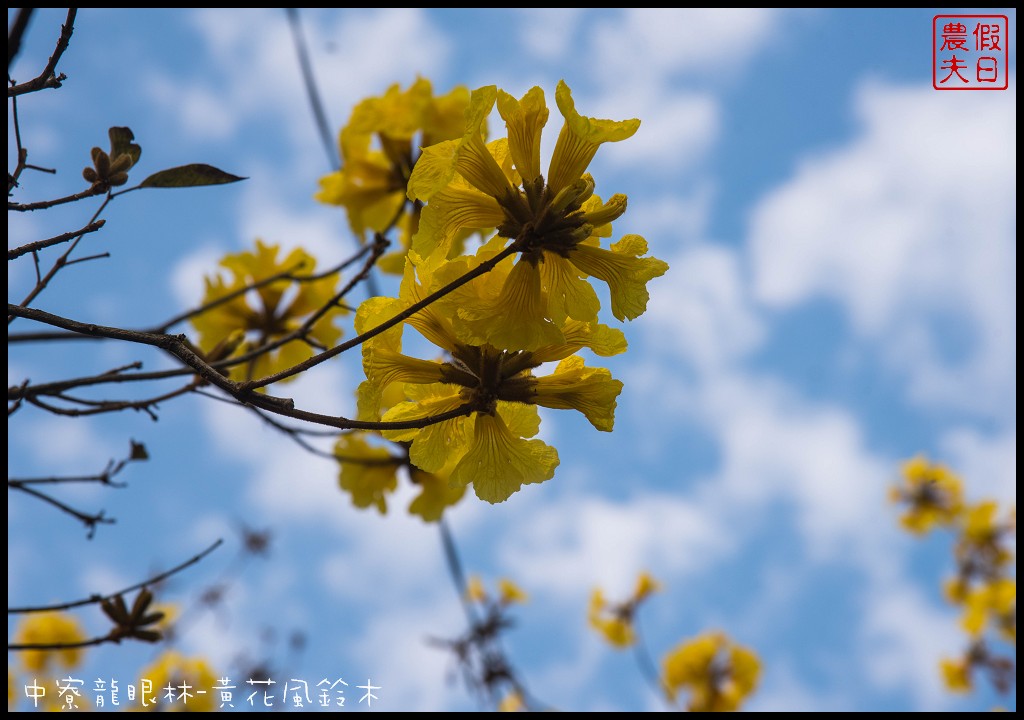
[7,303,481,432]
[242,243,518,389]
[632,613,675,710]
[8,539,225,614]
[440,519,480,627]
[7,482,114,537]
[8,8,77,97]
[7,243,371,341]
[24,379,198,419]
[10,193,113,324]
[7,220,106,260]
[8,185,104,212]
[285,8,338,172]
[10,635,113,652]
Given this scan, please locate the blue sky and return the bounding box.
[8,8,1016,712]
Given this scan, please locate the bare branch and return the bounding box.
[7,219,106,260]
[7,482,114,537]
[8,8,77,97]
[8,185,104,212]
[8,539,225,614]
[7,303,482,432]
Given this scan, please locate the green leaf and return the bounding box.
[140,164,247,189]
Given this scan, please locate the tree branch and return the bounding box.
[7,303,482,432]
[7,220,106,260]
[241,243,518,389]
[8,539,224,614]
[8,8,76,97]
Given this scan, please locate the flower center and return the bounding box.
[439,344,540,414]
[494,175,594,264]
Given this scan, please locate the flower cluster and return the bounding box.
[662,632,761,712]
[344,79,666,508]
[196,79,666,514]
[890,456,1016,696]
[588,572,760,711]
[316,78,472,273]
[888,455,964,534]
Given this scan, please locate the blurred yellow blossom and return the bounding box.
[588,572,661,649]
[13,611,87,674]
[316,78,472,272]
[139,651,219,712]
[497,690,526,712]
[662,631,761,712]
[192,240,345,385]
[498,579,529,605]
[889,455,964,534]
[962,578,1016,642]
[334,431,402,514]
[940,656,973,693]
[466,575,487,603]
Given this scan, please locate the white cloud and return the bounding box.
[16,415,118,476]
[749,80,1016,418]
[941,426,1017,505]
[696,374,892,557]
[231,164,363,269]
[860,579,961,711]
[598,91,719,176]
[517,9,586,62]
[151,8,452,148]
[643,241,764,371]
[348,597,466,711]
[589,9,786,84]
[499,492,733,601]
[170,245,225,310]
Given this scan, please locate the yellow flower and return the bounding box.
[890,455,964,534]
[353,260,627,504]
[532,355,622,432]
[940,656,973,693]
[316,78,472,272]
[961,578,1016,642]
[408,464,466,522]
[139,651,219,712]
[407,80,667,335]
[428,233,631,354]
[498,690,526,712]
[498,579,529,605]
[662,631,761,712]
[465,577,529,607]
[13,611,87,674]
[334,431,403,514]
[588,573,661,649]
[952,501,1014,588]
[466,575,487,603]
[588,589,635,648]
[191,240,345,385]
[633,571,661,602]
